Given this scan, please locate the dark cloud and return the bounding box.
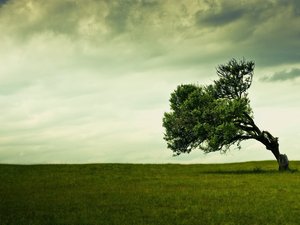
[0,0,299,69]
[105,1,133,34]
[40,1,79,34]
[195,6,245,26]
[279,0,300,16]
[194,1,275,27]
[104,0,163,36]
[140,0,159,7]
[261,68,300,82]
[0,0,82,40]
[0,0,9,5]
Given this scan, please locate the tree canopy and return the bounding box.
[162,59,289,170]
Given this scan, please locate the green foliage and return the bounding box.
[163,59,255,155]
[0,162,300,225]
[215,58,254,99]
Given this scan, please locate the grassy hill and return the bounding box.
[0,161,300,225]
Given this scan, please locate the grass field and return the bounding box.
[0,161,300,225]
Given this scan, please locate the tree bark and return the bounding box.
[239,113,289,171]
[261,133,289,171]
[268,145,289,171]
[278,154,289,171]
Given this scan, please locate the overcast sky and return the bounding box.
[0,0,299,164]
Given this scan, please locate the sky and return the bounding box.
[0,0,299,164]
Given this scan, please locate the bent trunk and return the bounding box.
[268,144,289,171]
[238,114,289,171]
[259,132,289,171]
[278,154,289,171]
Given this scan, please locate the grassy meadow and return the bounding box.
[0,161,300,225]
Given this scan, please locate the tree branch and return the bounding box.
[235,123,256,133]
[242,112,261,135]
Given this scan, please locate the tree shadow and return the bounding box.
[200,168,298,175]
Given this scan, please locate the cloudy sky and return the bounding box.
[0,0,299,164]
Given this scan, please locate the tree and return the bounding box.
[163,58,289,171]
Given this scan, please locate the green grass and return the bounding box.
[0,161,300,225]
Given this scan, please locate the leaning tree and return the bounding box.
[163,58,289,171]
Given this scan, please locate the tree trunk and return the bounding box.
[238,114,290,171]
[268,145,289,171]
[265,137,289,171]
[256,131,289,171]
[278,154,289,171]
